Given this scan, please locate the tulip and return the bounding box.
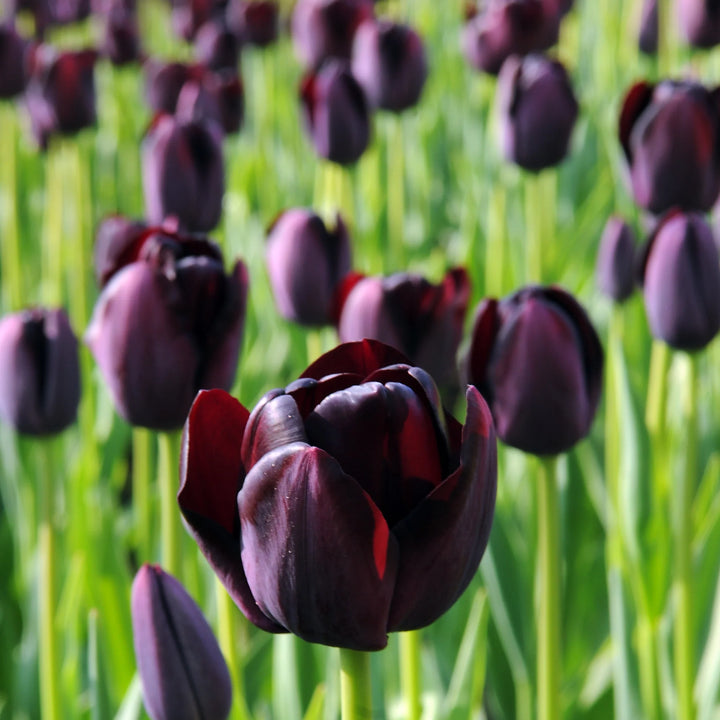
[300,59,371,165]
[0,23,31,99]
[0,308,80,436]
[266,209,351,325]
[337,268,471,398]
[175,69,244,135]
[86,229,248,430]
[466,285,603,456]
[101,2,142,66]
[228,0,279,47]
[171,0,228,40]
[142,114,225,232]
[619,80,720,215]
[93,215,149,288]
[351,19,428,113]
[678,0,720,48]
[145,60,194,115]
[178,339,497,650]
[131,565,232,720]
[640,210,720,351]
[638,0,658,55]
[595,216,637,303]
[194,19,240,71]
[497,53,578,172]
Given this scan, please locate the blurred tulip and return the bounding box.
[178,339,497,650]
[638,0,658,54]
[131,564,232,720]
[194,19,240,71]
[86,229,248,430]
[175,70,244,134]
[266,209,351,325]
[142,114,225,232]
[678,0,720,48]
[640,210,720,351]
[351,19,427,112]
[0,308,80,436]
[145,60,194,114]
[13,0,91,35]
[595,216,637,303]
[466,285,603,456]
[94,215,149,287]
[300,59,370,164]
[171,0,228,40]
[101,2,142,66]
[0,23,32,98]
[497,53,578,171]
[228,0,279,46]
[619,80,720,215]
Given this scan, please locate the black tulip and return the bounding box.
[596,216,637,303]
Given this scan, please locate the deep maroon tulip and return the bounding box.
[0,23,31,98]
[466,285,603,456]
[596,216,637,303]
[86,229,248,430]
[678,0,720,48]
[461,0,560,76]
[145,60,194,114]
[351,19,427,112]
[228,0,279,46]
[292,0,374,68]
[337,268,471,396]
[178,339,497,650]
[142,114,225,232]
[101,3,142,66]
[639,0,658,54]
[300,59,371,165]
[94,215,149,287]
[175,69,243,134]
[619,80,720,214]
[131,565,232,720]
[172,0,228,40]
[0,308,80,436]
[266,209,351,325]
[24,46,97,149]
[640,210,720,351]
[497,53,578,171]
[194,19,240,71]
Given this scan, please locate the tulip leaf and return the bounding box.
[113,675,143,720]
[302,684,326,720]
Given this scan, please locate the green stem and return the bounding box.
[132,428,153,562]
[485,182,506,298]
[537,455,561,720]
[645,340,670,439]
[400,631,422,720]
[0,103,22,311]
[339,648,372,720]
[158,431,182,578]
[637,614,662,720]
[387,115,405,271]
[43,144,64,307]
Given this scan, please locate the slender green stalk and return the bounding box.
[400,630,422,720]
[43,144,64,307]
[523,171,555,284]
[387,115,405,271]
[637,614,662,720]
[537,455,561,720]
[0,103,22,311]
[645,340,670,439]
[339,648,372,720]
[132,428,153,562]
[158,431,182,578]
[485,183,506,297]
[306,330,323,367]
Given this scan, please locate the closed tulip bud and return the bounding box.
[497,53,578,171]
[337,268,471,397]
[300,59,371,165]
[351,19,427,112]
[102,4,142,66]
[142,114,225,232]
[172,0,227,40]
[466,285,603,456]
[638,0,658,55]
[145,60,194,114]
[0,308,81,436]
[228,0,279,47]
[131,565,232,720]
[619,80,720,214]
[596,216,637,302]
[0,23,31,99]
[678,0,720,48]
[194,20,240,71]
[178,339,496,650]
[292,0,374,68]
[266,209,351,325]
[640,210,720,351]
[461,0,560,76]
[86,230,248,431]
[94,215,149,287]
[176,70,244,134]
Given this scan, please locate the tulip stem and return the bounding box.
[0,103,22,311]
[485,182,507,297]
[43,143,64,307]
[645,340,670,439]
[158,431,182,578]
[339,648,373,720]
[400,630,422,720]
[387,115,405,271]
[132,428,153,562]
[537,455,561,720]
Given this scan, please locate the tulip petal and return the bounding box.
[301,338,409,380]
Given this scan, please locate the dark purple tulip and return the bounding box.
[24,46,97,149]
[639,0,658,55]
[678,0,720,48]
[172,0,228,40]
[351,19,427,113]
[266,209,351,326]
[86,230,248,431]
[145,60,194,114]
[640,210,720,351]
[619,80,720,215]
[497,53,578,172]
[0,23,32,99]
[337,268,471,397]
[0,308,80,436]
[175,70,244,134]
[94,215,149,287]
[466,285,603,456]
[13,0,91,35]
[300,59,371,165]
[461,0,560,76]
[228,0,279,47]
[142,114,225,232]
[101,3,142,66]
[292,0,374,68]
[131,564,232,720]
[595,216,637,303]
[194,19,240,71]
[178,339,497,650]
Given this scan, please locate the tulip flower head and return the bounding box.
[94,214,149,287]
[0,23,32,98]
[131,564,232,720]
[638,0,658,54]
[194,19,240,71]
[178,339,497,650]
[678,0,720,48]
[100,0,142,66]
[228,0,279,47]
[466,285,603,456]
[595,216,637,303]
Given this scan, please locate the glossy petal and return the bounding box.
[301,338,409,380]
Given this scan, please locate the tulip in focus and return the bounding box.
[178,339,497,650]
[678,0,720,48]
[595,216,637,303]
[131,564,232,720]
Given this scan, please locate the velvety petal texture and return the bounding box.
[595,216,637,302]
[178,339,497,650]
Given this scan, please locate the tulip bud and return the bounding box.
[619,80,720,215]
[101,5,142,66]
[176,70,244,134]
[640,211,720,351]
[172,0,227,40]
[638,0,658,54]
[351,19,427,113]
[145,60,193,115]
[0,23,31,99]
[595,216,637,303]
[466,285,603,456]
[497,53,578,172]
[228,0,279,47]
[131,565,232,720]
[678,0,720,48]
[194,19,240,71]
[0,308,81,436]
[266,209,351,326]
[300,59,371,165]
[142,114,225,232]
[94,215,149,287]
